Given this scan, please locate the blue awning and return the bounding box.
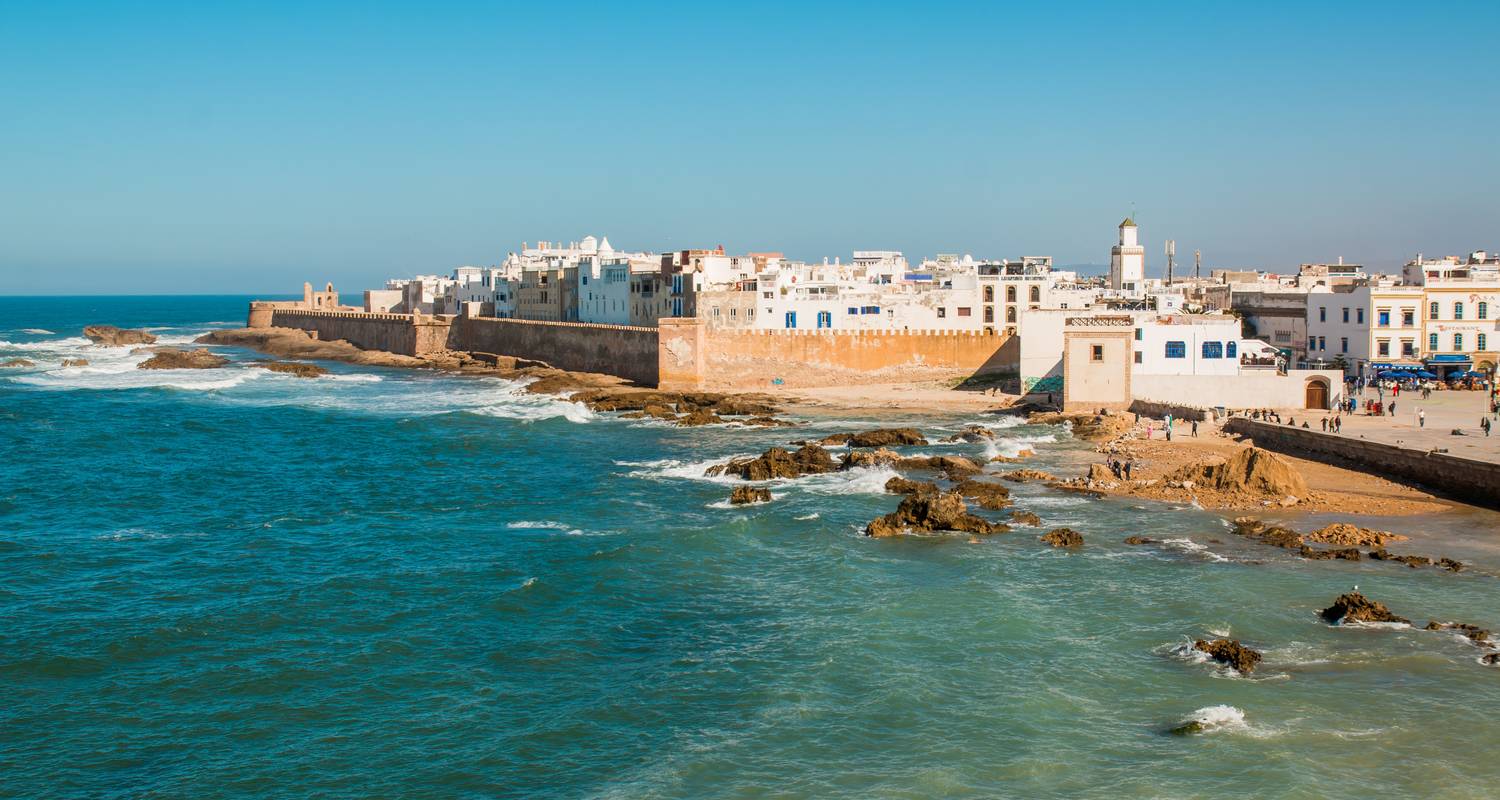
[1426,355,1472,364]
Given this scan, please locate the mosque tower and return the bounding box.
[1109,217,1145,294]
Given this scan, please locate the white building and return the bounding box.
[1109,218,1146,295]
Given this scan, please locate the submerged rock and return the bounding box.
[1168,721,1207,736]
[821,427,928,448]
[1,358,36,368]
[707,445,839,481]
[1040,528,1083,548]
[1298,546,1362,561]
[952,479,1012,510]
[259,361,328,378]
[729,486,772,505]
[1319,592,1410,625]
[1123,535,1155,545]
[83,325,157,346]
[884,476,938,496]
[137,348,229,370]
[1000,468,1057,483]
[1010,510,1042,527]
[677,409,725,427]
[1193,638,1262,673]
[865,491,1006,538]
[942,425,995,443]
[1367,549,1432,569]
[895,455,984,480]
[60,358,90,367]
[1424,621,1491,645]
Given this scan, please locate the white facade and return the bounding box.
[1109,218,1146,295]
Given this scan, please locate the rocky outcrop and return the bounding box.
[894,455,984,480]
[1230,517,1305,549]
[999,468,1057,483]
[1424,621,1491,646]
[842,448,902,469]
[1040,528,1083,548]
[1,358,35,368]
[865,491,1006,538]
[137,348,229,370]
[729,486,772,505]
[61,358,90,367]
[820,428,928,448]
[1123,535,1156,545]
[989,449,1036,463]
[677,409,726,426]
[942,425,995,443]
[1028,411,1132,441]
[1193,638,1262,673]
[1010,510,1042,527]
[259,361,328,378]
[1367,549,1431,569]
[1168,447,1309,500]
[884,477,938,496]
[1319,592,1409,625]
[1298,546,1361,561]
[1304,523,1408,548]
[952,479,1012,510]
[83,325,157,346]
[706,445,839,481]
[572,389,784,426]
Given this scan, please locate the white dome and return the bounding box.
[579,235,599,252]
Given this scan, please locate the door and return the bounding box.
[1305,379,1329,410]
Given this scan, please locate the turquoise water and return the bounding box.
[4,296,1500,799]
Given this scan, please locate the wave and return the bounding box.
[506,520,574,530]
[17,328,54,335]
[796,465,899,495]
[17,367,263,392]
[795,512,820,520]
[1176,704,1250,734]
[1160,537,1230,563]
[619,455,752,485]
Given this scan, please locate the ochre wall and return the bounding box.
[456,317,659,387]
[696,327,1016,390]
[268,309,446,356]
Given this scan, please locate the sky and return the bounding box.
[1,0,1497,295]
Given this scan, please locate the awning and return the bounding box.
[1425,355,1472,364]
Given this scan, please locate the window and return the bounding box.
[861,306,880,315]
[1340,337,1348,353]
[1377,340,1390,357]
[1342,308,1349,323]
[1454,302,1464,320]
[1134,328,1143,341]
[1319,306,1327,322]
[785,311,797,329]
[1091,345,1104,362]
[1429,333,1439,351]
[1030,286,1041,303]
[983,286,994,302]
[1202,341,1223,359]
[1165,341,1186,359]
[848,307,859,315]
[957,307,972,317]
[1226,341,1237,358]
[983,307,993,323]
[1430,301,1440,319]
[817,310,831,329]
[1133,351,1143,364]
[1401,340,1414,357]
[1319,336,1327,351]
[1006,286,1017,302]
[936,307,946,318]
[1454,333,1464,351]
[1480,302,1489,320]
[1357,308,1365,324]
[1377,309,1390,327]
[1402,309,1414,327]
[1479,333,1488,350]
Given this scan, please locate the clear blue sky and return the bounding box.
[2,1,1497,294]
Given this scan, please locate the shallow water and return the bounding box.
[4,296,1500,799]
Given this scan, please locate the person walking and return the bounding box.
[1191,419,1199,437]
[1124,460,1133,481]
[1482,417,1491,437]
[1321,417,1328,432]
[1418,409,1426,428]
[1389,400,1397,417]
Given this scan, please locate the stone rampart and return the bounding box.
[697,327,1017,390]
[455,317,659,387]
[1223,417,1500,509]
[267,309,453,356]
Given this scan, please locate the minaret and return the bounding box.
[1109,218,1145,293]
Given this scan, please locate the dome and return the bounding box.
[579,235,598,252]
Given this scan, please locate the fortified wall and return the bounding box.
[1224,417,1500,509]
[248,304,1018,392]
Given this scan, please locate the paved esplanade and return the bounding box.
[1321,386,1500,464]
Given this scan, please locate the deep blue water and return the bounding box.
[4,296,1500,799]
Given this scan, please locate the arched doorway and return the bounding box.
[1305,378,1329,410]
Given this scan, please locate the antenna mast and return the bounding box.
[1194,249,1202,281]
[1165,239,1175,285]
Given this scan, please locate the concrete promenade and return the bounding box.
[1316,387,1499,464]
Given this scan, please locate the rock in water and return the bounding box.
[884,477,938,496]
[1000,469,1057,483]
[1040,528,1083,548]
[1304,522,1407,547]
[137,348,229,370]
[1010,510,1042,526]
[952,479,1012,510]
[677,409,725,426]
[1424,621,1491,645]
[821,427,928,448]
[1168,447,1310,499]
[729,486,772,505]
[864,491,1005,538]
[1192,638,1262,673]
[60,358,90,367]
[843,448,902,469]
[706,445,839,481]
[1,358,36,368]
[1169,721,1207,736]
[942,425,995,443]
[894,455,984,480]
[1319,592,1410,625]
[83,325,157,346]
[259,361,328,378]
[1123,535,1155,545]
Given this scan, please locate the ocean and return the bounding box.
[3,295,1500,799]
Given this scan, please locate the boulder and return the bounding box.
[1000,468,1057,483]
[864,491,1006,538]
[706,445,839,481]
[137,348,229,370]
[1168,721,1207,736]
[942,425,995,443]
[729,486,772,505]
[1319,592,1409,625]
[1010,510,1042,527]
[884,476,938,496]
[1438,558,1465,573]
[895,455,984,480]
[989,449,1036,463]
[60,358,90,367]
[677,409,726,427]
[1305,523,1407,548]
[1229,517,1304,550]
[1424,621,1491,645]
[821,427,928,448]
[1040,528,1083,548]
[259,361,328,378]
[1193,638,1262,673]
[842,448,902,469]
[1,358,35,368]
[1367,549,1431,569]
[1123,535,1155,545]
[1087,463,1113,483]
[952,478,1012,510]
[83,325,157,346]
[1298,546,1361,561]
[1167,447,1309,499]
[1483,653,1500,666]
[1028,411,1132,441]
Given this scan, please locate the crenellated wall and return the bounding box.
[696,326,1017,390]
[265,309,454,356]
[455,316,659,387]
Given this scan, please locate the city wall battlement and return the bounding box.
[250,304,1017,391]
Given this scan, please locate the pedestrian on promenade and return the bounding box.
[1390,400,1397,417]
[1419,409,1426,428]
[1482,417,1491,437]
[1191,419,1199,437]
[1321,417,1328,432]
[1124,461,1133,480]
[1334,416,1342,433]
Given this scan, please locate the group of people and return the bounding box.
[1106,457,1134,481]
[1145,413,1199,442]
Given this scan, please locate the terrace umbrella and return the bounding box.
[1415,370,1439,379]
